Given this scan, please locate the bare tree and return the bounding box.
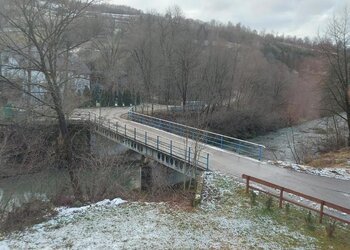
[0,0,96,200]
[200,45,230,116]
[319,7,350,146]
[157,12,176,107]
[172,24,200,110]
[128,13,159,113]
[132,7,201,111]
[92,30,124,95]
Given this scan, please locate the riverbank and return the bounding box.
[0,156,142,212]
[1,173,349,249]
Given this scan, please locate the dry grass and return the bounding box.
[306,148,350,168]
[125,184,196,212]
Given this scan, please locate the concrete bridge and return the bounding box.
[73,107,350,218]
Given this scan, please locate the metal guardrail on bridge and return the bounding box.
[128,108,265,160]
[71,111,210,174]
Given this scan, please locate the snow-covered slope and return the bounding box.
[0,174,320,249]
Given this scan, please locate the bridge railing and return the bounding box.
[128,108,265,160]
[71,111,210,171]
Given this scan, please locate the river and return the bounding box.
[250,115,347,162]
[0,165,141,211]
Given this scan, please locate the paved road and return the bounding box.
[76,107,350,210]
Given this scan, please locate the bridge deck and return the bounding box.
[75,107,350,212]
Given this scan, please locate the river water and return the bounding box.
[0,168,70,209]
[250,115,347,162]
[0,165,141,211]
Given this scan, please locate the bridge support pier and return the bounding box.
[140,158,193,191]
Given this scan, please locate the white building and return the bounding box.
[0,50,91,104]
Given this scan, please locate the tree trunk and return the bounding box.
[26,44,32,110]
[57,109,83,201]
[182,93,187,112]
[347,116,350,147]
[347,97,350,147]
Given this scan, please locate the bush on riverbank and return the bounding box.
[0,199,56,234]
[152,109,287,139]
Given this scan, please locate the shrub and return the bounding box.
[304,211,315,230]
[285,203,290,214]
[51,186,75,207]
[325,220,336,238]
[0,199,56,234]
[265,196,273,211]
[250,190,257,207]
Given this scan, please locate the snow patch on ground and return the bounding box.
[1,175,318,249]
[268,160,350,181]
[56,198,126,217]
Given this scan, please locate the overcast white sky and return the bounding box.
[108,0,348,38]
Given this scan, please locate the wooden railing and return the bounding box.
[242,174,350,224]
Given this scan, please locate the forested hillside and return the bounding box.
[80,5,326,138]
[0,1,328,139]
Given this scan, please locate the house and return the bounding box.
[0,50,91,106]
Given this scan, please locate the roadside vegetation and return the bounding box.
[218,173,349,249]
[242,184,350,249]
[306,148,350,168]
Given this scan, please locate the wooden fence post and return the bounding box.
[320,201,325,223]
[245,176,250,193]
[206,153,209,171]
[279,188,284,208]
